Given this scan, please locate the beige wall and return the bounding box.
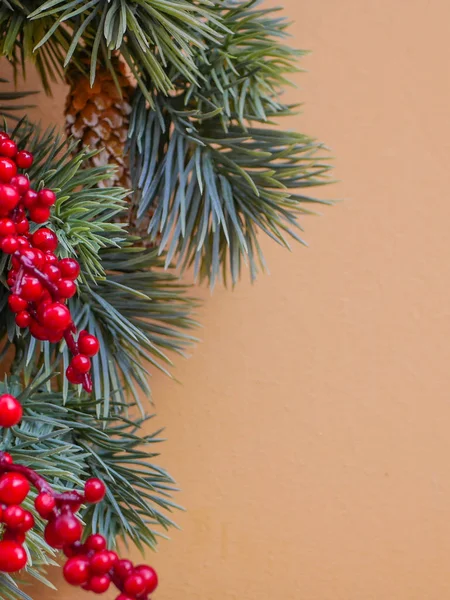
[4,0,450,598]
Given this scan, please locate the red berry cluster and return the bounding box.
[0,453,158,599]
[0,131,100,392]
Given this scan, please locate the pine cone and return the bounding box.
[65,60,133,190]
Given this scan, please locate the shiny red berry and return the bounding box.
[15,510,35,533]
[2,530,25,544]
[65,365,85,385]
[43,264,61,283]
[71,355,91,374]
[0,184,19,213]
[53,513,83,544]
[114,559,133,579]
[1,452,13,464]
[40,302,71,331]
[34,492,56,518]
[15,218,29,235]
[89,574,111,594]
[0,473,30,504]
[31,227,58,252]
[63,556,90,586]
[3,505,26,528]
[135,565,158,594]
[0,132,9,143]
[28,205,50,224]
[0,394,22,428]
[23,189,38,209]
[0,158,17,183]
[84,478,106,503]
[1,235,18,254]
[59,258,80,280]
[38,188,56,207]
[90,550,113,575]
[10,175,29,195]
[116,595,134,600]
[20,276,43,302]
[85,534,107,552]
[0,139,17,158]
[29,319,51,341]
[0,540,27,572]
[15,311,31,328]
[0,218,15,236]
[78,334,100,357]
[58,279,77,299]
[15,150,34,169]
[8,295,28,313]
[124,574,146,596]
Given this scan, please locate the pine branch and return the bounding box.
[127,0,333,286]
[0,373,179,599]
[0,78,37,122]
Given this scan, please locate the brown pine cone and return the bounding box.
[65,60,133,190]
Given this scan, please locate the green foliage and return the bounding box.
[128,1,332,286]
[0,374,178,600]
[0,121,198,413]
[0,78,37,122]
[1,0,225,98]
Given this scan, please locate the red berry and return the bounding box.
[71,355,91,374]
[0,394,22,428]
[16,236,30,250]
[28,205,50,224]
[1,235,18,254]
[85,534,107,552]
[23,189,38,209]
[8,295,28,313]
[66,366,85,384]
[34,492,56,518]
[59,258,80,280]
[15,218,29,235]
[116,595,134,600]
[43,264,61,283]
[107,551,118,566]
[0,132,9,143]
[0,218,15,236]
[44,520,64,548]
[0,184,19,213]
[84,478,106,503]
[89,575,111,594]
[0,139,17,158]
[20,276,43,302]
[135,565,158,594]
[40,302,71,331]
[63,556,90,586]
[15,311,31,328]
[29,319,51,341]
[0,540,27,572]
[3,505,26,528]
[63,541,84,557]
[1,452,13,464]
[10,175,29,195]
[38,188,56,207]
[15,510,35,533]
[31,228,58,252]
[58,279,76,299]
[114,559,133,579]
[0,158,17,183]
[124,574,146,596]
[90,550,113,575]
[78,334,100,357]
[2,529,25,544]
[53,513,82,544]
[0,473,30,504]
[15,150,34,170]
[45,252,58,265]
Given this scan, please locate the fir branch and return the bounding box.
[0,78,37,122]
[0,375,179,599]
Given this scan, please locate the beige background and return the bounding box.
[3,0,450,598]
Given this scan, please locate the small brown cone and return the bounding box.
[65,59,133,190]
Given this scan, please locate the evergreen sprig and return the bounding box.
[128,0,332,286]
[0,374,179,600]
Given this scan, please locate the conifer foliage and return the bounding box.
[0,1,332,599]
